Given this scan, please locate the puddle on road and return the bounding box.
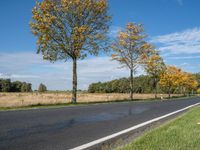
[128,107,149,115]
[2,106,149,141]
[59,106,149,128]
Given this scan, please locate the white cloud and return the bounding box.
[151,27,200,54]
[109,26,122,38]
[167,55,200,60]
[0,52,144,90]
[179,62,189,67]
[0,73,39,79]
[0,52,48,73]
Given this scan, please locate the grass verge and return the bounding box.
[0,95,198,111]
[0,103,80,111]
[119,106,200,150]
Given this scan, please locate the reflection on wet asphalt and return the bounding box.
[1,106,149,142]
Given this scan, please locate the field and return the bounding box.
[119,106,200,150]
[0,92,183,108]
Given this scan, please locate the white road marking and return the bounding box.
[70,102,200,150]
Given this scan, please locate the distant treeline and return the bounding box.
[0,79,32,92]
[88,73,200,94]
[88,76,152,93]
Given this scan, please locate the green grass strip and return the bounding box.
[119,106,200,150]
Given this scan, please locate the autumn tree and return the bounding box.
[111,22,150,100]
[159,66,198,98]
[194,73,200,88]
[181,73,198,95]
[159,66,182,98]
[143,50,166,98]
[30,0,111,103]
[197,88,200,94]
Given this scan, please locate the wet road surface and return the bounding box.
[0,97,199,150]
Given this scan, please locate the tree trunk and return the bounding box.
[180,86,183,94]
[130,69,133,100]
[154,78,158,99]
[72,58,77,103]
[168,88,171,99]
[155,84,158,99]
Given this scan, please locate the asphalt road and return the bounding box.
[0,97,200,150]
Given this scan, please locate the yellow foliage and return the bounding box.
[159,66,198,94]
[30,0,110,60]
[143,50,165,79]
[111,22,147,70]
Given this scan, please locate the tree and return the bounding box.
[30,0,111,103]
[27,83,32,92]
[1,79,11,92]
[143,50,166,98]
[197,88,200,94]
[111,22,150,100]
[38,83,47,92]
[194,73,200,88]
[0,79,2,92]
[11,81,23,92]
[182,73,198,95]
[0,79,32,93]
[160,66,198,98]
[159,66,182,98]
[88,75,153,94]
[21,83,27,92]
[21,82,32,92]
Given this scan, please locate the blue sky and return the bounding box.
[0,0,200,90]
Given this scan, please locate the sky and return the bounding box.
[0,0,200,90]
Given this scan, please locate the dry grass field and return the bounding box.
[0,92,184,108]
